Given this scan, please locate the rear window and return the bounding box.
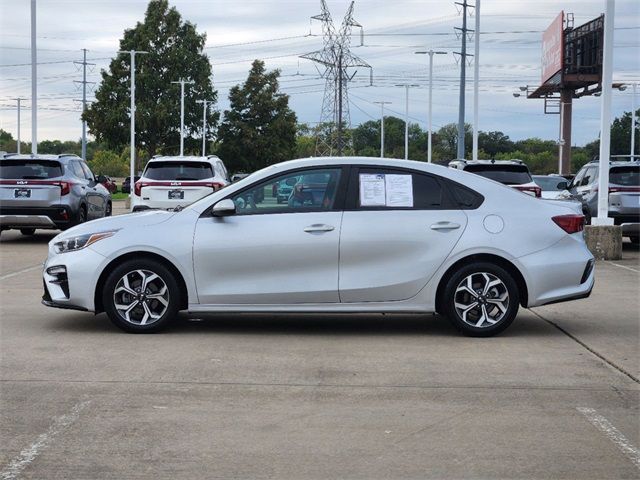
[144,161,213,181]
[0,160,63,179]
[465,165,532,185]
[533,176,566,191]
[610,166,639,186]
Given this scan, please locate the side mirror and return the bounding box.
[96,174,107,183]
[211,198,236,217]
[557,181,568,190]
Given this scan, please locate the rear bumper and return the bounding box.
[0,205,72,229]
[609,214,640,235]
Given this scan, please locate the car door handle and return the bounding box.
[304,224,335,233]
[430,222,461,231]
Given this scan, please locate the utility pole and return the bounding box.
[454,0,474,159]
[118,50,148,199]
[74,49,95,160]
[13,98,26,154]
[337,49,343,156]
[594,0,615,225]
[373,101,391,158]
[172,79,194,156]
[396,84,419,160]
[196,99,214,157]
[472,0,481,161]
[632,83,637,159]
[31,0,37,154]
[415,50,447,163]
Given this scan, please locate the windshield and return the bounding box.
[610,166,639,186]
[465,165,532,185]
[0,160,63,179]
[533,176,566,191]
[144,161,213,181]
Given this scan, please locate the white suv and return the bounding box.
[131,155,229,212]
[448,159,541,197]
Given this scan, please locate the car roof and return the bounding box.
[147,155,221,163]
[584,159,640,167]
[1,153,81,162]
[448,159,526,166]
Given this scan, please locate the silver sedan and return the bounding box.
[42,157,594,336]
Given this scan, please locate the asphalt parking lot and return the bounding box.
[1,201,638,479]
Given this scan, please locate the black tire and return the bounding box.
[76,205,87,226]
[105,201,112,217]
[20,228,36,235]
[102,258,181,333]
[441,262,520,337]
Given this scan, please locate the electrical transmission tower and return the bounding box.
[454,0,475,159]
[74,49,95,160]
[301,0,371,156]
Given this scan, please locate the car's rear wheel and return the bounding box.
[20,228,36,236]
[442,262,519,337]
[102,259,181,333]
[105,202,112,217]
[76,205,87,225]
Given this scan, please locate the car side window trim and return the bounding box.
[200,165,350,218]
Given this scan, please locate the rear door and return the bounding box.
[339,166,468,303]
[79,161,106,219]
[0,159,63,207]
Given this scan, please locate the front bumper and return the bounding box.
[41,245,108,312]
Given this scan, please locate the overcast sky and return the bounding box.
[0,0,638,148]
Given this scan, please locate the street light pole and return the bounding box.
[31,0,37,154]
[196,99,214,156]
[395,84,419,160]
[472,0,481,161]
[632,83,637,159]
[13,98,25,154]
[117,50,148,199]
[415,50,447,163]
[172,79,194,156]
[373,101,392,158]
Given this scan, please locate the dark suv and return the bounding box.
[566,159,640,243]
[0,153,112,236]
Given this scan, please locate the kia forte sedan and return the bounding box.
[42,157,594,336]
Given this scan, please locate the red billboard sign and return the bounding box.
[541,11,564,84]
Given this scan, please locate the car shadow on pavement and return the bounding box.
[48,311,556,338]
[0,231,57,244]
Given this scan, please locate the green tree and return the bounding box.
[89,150,129,177]
[217,60,297,172]
[478,131,514,157]
[84,0,217,157]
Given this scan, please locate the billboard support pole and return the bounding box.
[560,89,573,174]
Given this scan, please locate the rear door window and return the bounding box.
[144,161,213,181]
[464,165,532,185]
[0,160,63,179]
[610,166,639,186]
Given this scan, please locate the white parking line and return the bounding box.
[606,262,640,273]
[0,400,90,480]
[577,407,640,470]
[0,264,42,281]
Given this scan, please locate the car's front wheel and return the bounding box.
[102,259,181,333]
[442,262,519,337]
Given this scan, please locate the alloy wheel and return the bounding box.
[453,272,509,328]
[113,269,170,326]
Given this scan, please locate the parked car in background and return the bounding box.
[533,175,569,200]
[42,156,593,336]
[121,176,140,194]
[448,159,541,197]
[231,172,249,183]
[97,175,117,194]
[0,153,111,236]
[565,159,640,243]
[131,155,230,212]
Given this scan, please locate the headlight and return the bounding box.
[53,231,117,254]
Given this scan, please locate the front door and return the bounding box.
[193,167,346,305]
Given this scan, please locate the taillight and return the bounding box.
[514,186,542,198]
[134,181,143,196]
[54,181,71,196]
[552,214,585,234]
[207,182,223,191]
